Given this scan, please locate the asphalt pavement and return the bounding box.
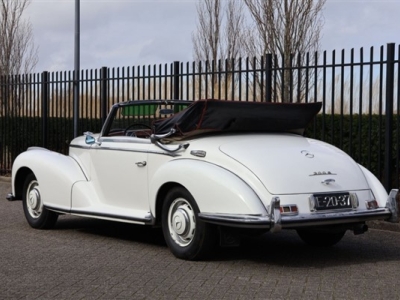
[1,177,400,299]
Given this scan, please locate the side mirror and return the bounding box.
[84,132,96,145]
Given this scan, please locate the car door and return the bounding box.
[88,136,151,218]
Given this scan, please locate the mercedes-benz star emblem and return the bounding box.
[301,150,314,158]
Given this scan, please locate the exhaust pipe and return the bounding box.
[353,224,368,235]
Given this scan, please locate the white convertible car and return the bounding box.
[6,99,400,260]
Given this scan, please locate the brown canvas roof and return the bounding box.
[153,100,322,139]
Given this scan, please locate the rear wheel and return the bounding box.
[297,229,346,247]
[22,173,58,229]
[161,187,216,260]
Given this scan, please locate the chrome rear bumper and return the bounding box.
[198,189,400,231]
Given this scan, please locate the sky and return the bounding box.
[24,0,400,73]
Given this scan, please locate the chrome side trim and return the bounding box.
[27,146,50,151]
[44,205,155,225]
[198,212,270,228]
[95,147,148,154]
[70,145,91,150]
[100,137,152,144]
[70,144,181,157]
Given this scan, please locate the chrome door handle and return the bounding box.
[135,161,147,167]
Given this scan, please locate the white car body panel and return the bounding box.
[357,164,389,207]
[88,140,150,212]
[11,148,87,211]
[10,133,394,220]
[220,134,368,194]
[68,136,154,222]
[149,158,268,217]
[8,100,399,237]
[69,134,269,219]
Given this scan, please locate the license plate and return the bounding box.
[312,192,352,211]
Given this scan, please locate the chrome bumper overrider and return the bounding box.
[6,193,16,201]
[198,189,400,231]
[386,189,400,223]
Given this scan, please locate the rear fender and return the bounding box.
[12,148,87,210]
[358,164,388,206]
[149,159,267,218]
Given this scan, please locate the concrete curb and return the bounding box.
[0,176,11,183]
[367,220,400,233]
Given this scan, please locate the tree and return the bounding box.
[0,0,38,76]
[192,0,221,64]
[243,0,326,102]
[0,0,38,113]
[192,0,245,98]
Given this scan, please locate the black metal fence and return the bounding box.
[1,43,399,191]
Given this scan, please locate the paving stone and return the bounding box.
[2,180,400,299]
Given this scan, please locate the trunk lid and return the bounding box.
[219,134,368,194]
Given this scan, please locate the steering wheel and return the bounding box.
[124,123,152,137]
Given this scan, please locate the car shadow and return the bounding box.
[211,229,400,267]
[54,215,400,266]
[54,215,166,247]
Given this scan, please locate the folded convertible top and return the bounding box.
[153,100,322,139]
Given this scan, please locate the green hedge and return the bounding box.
[0,117,102,172]
[1,115,399,185]
[306,114,399,185]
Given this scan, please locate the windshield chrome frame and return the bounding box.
[99,100,192,139]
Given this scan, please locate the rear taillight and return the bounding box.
[279,205,298,215]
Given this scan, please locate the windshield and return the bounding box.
[101,100,191,138]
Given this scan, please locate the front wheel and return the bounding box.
[22,173,58,229]
[161,187,216,260]
[297,229,346,247]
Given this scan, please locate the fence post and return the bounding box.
[265,54,272,102]
[100,66,108,126]
[384,43,395,192]
[41,71,49,148]
[173,61,180,100]
[0,76,3,174]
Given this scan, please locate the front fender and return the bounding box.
[149,159,267,218]
[12,147,87,210]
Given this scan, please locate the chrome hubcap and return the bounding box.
[168,198,196,247]
[26,180,42,219]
